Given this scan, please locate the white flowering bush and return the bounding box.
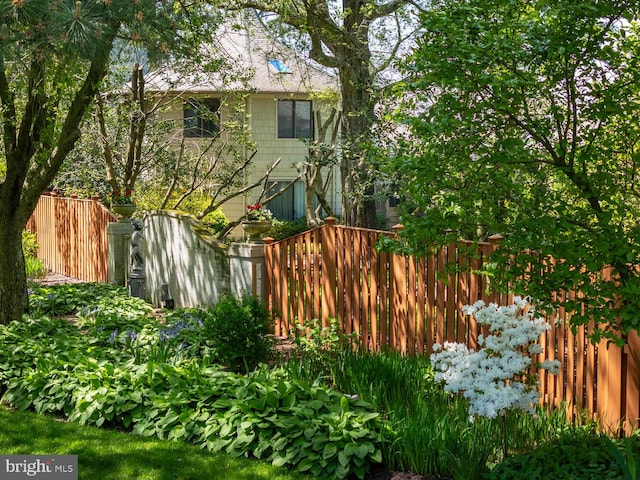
[430,297,561,420]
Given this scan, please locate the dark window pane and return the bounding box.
[201,98,221,136]
[266,181,305,221]
[278,100,294,138]
[295,101,312,139]
[278,100,312,139]
[184,98,220,138]
[184,102,199,137]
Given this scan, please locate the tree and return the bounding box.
[297,107,339,227]
[224,1,416,227]
[0,0,213,324]
[387,0,640,343]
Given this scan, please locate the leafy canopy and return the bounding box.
[387,0,640,343]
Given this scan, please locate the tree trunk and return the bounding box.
[0,218,28,324]
[339,56,378,228]
[0,25,117,324]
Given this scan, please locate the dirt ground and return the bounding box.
[33,271,83,286]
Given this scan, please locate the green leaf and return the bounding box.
[340,395,350,412]
[297,458,314,472]
[323,443,338,460]
[271,453,288,468]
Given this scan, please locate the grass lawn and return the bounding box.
[0,405,310,480]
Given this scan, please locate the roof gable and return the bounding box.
[147,12,336,95]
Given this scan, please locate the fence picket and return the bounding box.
[625,331,640,434]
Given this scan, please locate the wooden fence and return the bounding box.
[264,218,640,435]
[26,195,116,282]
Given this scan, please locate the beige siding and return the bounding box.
[154,92,340,230]
[247,94,340,210]
[248,95,309,180]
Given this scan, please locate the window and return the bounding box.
[388,196,401,208]
[184,98,220,138]
[277,100,313,139]
[266,181,305,221]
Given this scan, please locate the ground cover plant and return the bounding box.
[1,283,388,480]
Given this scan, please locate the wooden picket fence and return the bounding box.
[26,194,116,282]
[264,218,640,435]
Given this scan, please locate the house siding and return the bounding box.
[157,91,340,235]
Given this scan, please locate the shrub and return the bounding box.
[268,218,309,240]
[22,231,47,278]
[484,429,640,480]
[203,295,274,373]
[201,208,229,234]
[22,230,39,258]
[286,318,355,384]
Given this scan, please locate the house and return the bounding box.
[145,12,341,227]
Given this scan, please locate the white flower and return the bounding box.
[430,298,561,420]
[540,359,561,375]
[528,344,543,355]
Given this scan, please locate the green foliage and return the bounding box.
[134,189,229,234]
[268,218,310,241]
[24,257,47,279]
[286,318,356,384]
[308,345,497,479]
[22,231,39,259]
[0,290,390,480]
[286,333,628,480]
[203,295,274,373]
[29,283,152,318]
[387,0,640,343]
[607,434,640,480]
[485,429,640,480]
[6,283,640,480]
[22,231,47,278]
[201,208,230,234]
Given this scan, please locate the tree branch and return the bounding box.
[197,151,269,219]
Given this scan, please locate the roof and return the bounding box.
[146,12,337,95]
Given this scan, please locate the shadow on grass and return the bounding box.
[0,406,307,480]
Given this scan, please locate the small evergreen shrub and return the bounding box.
[201,209,229,234]
[203,295,274,373]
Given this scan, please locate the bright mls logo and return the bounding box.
[0,455,77,479]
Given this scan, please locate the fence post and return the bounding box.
[107,221,133,286]
[228,241,267,299]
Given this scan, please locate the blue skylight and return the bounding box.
[268,59,292,74]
